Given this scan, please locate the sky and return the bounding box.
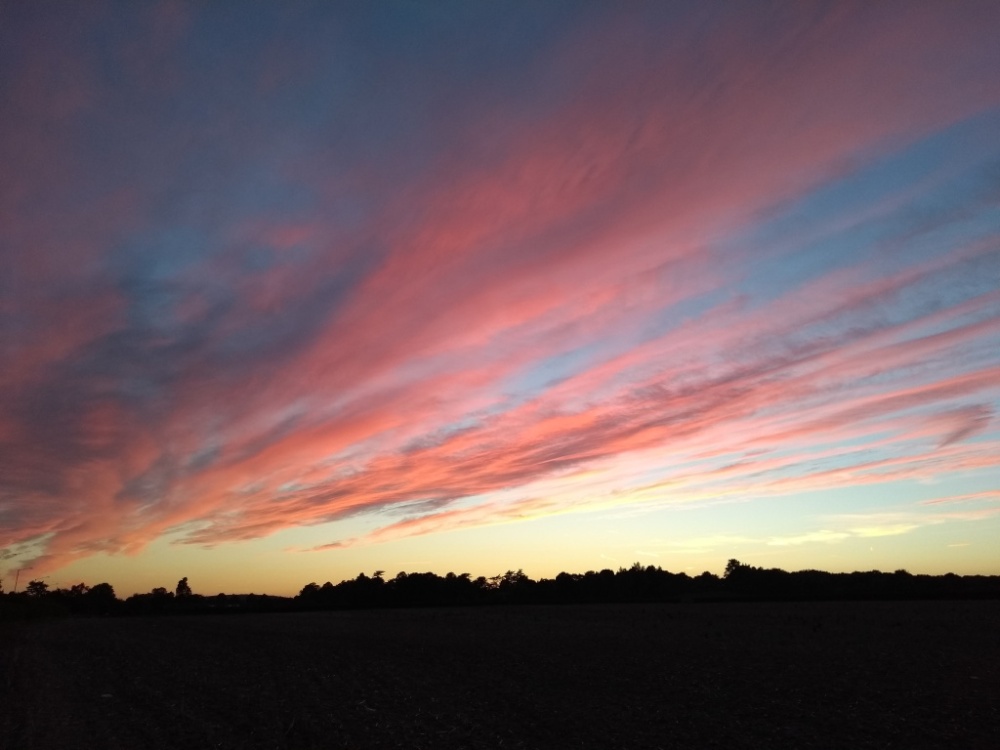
[2,1,999,597]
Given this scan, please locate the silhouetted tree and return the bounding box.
[25,579,48,597]
[299,582,320,597]
[86,582,118,614]
[176,577,192,597]
[724,559,746,579]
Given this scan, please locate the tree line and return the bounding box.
[3,560,998,619]
[0,575,294,619]
[293,561,1000,609]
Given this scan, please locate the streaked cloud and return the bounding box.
[2,2,999,585]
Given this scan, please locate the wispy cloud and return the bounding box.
[2,3,1000,577]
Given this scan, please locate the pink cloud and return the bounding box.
[920,490,1000,507]
[4,3,1000,576]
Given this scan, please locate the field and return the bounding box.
[2,601,997,749]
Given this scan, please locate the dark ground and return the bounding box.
[2,601,997,749]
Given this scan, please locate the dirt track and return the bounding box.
[2,601,998,749]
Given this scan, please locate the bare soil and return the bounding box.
[2,601,997,749]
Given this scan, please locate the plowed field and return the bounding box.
[2,601,997,749]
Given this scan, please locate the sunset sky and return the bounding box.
[2,1,999,597]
